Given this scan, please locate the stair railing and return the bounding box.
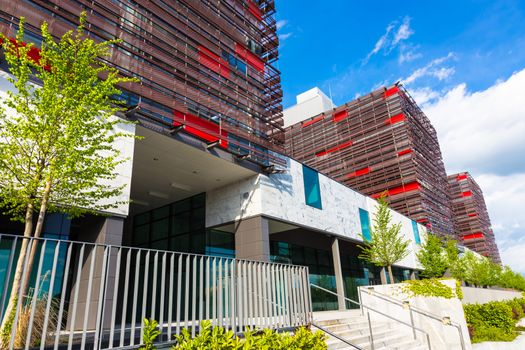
[310,284,431,350]
[358,286,466,350]
[310,322,365,350]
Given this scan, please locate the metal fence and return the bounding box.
[0,234,312,350]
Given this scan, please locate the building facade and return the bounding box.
[0,3,428,341]
[447,172,501,263]
[285,84,455,238]
[0,0,285,165]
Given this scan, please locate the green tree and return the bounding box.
[0,13,137,340]
[463,254,501,287]
[358,196,410,284]
[416,233,449,278]
[444,239,467,281]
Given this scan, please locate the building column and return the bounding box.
[68,216,124,330]
[331,237,346,310]
[410,270,417,280]
[235,216,270,262]
[380,267,388,284]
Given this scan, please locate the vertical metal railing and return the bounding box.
[0,233,312,350]
[359,286,466,350]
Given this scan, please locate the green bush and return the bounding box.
[140,319,161,350]
[463,299,524,343]
[471,326,517,343]
[455,280,463,300]
[507,298,525,320]
[401,278,456,299]
[172,320,327,349]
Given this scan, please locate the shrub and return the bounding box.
[172,320,327,349]
[471,326,517,343]
[401,278,456,299]
[455,280,463,300]
[463,299,522,343]
[141,318,161,350]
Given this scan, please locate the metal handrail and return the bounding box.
[311,284,431,350]
[311,322,365,350]
[359,286,466,350]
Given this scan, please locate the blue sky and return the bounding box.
[275,0,525,273]
[276,0,525,107]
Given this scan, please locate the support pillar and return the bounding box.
[68,216,124,330]
[331,237,346,310]
[410,270,417,280]
[380,267,388,285]
[234,216,270,262]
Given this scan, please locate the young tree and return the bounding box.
[358,196,410,284]
[0,14,137,339]
[416,233,449,278]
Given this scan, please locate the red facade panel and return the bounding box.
[235,43,265,73]
[316,140,353,157]
[173,110,228,148]
[333,110,349,123]
[348,167,371,178]
[302,115,325,128]
[385,113,406,125]
[384,86,399,98]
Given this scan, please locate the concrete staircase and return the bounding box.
[313,310,429,350]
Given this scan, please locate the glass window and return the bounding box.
[302,165,322,209]
[412,220,421,244]
[151,218,169,241]
[171,212,190,235]
[152,205,169,220]
[133,225,150,245]
[172,198,191,214]
[134,212,150,226]
[359,208,371,242]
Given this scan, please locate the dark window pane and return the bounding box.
[172,198,191,214]
[151,218,169,241]
[134,212,150,226]
[190,232,205,254]
[134,224,149,245]
[151,238,169,250]
[152,205,170,220]
[191,207,205,230]
[192,193,205,208]
[171,234,190,253]
[172,212,190,235]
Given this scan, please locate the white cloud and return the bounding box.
[399,45,422,64]
[409,87,441,105]
[403,53,455,84]
[364,23,396,62]
[364,16,414,63]
[276,19,287,30]
[279,33,292,41]
[418,68,525,273]
[432,67,455,80]
[422,69,525,175]
[499,243,525,273]
[393,17,414,46]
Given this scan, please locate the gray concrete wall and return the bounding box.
[462,287,523,304]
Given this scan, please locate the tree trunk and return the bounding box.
[20,178,53,299]
[0,203,34,343]
[387,265,395,285]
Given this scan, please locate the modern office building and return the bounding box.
[284,84,455,238]
[447,172,501,263]
[0,3,429,348]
